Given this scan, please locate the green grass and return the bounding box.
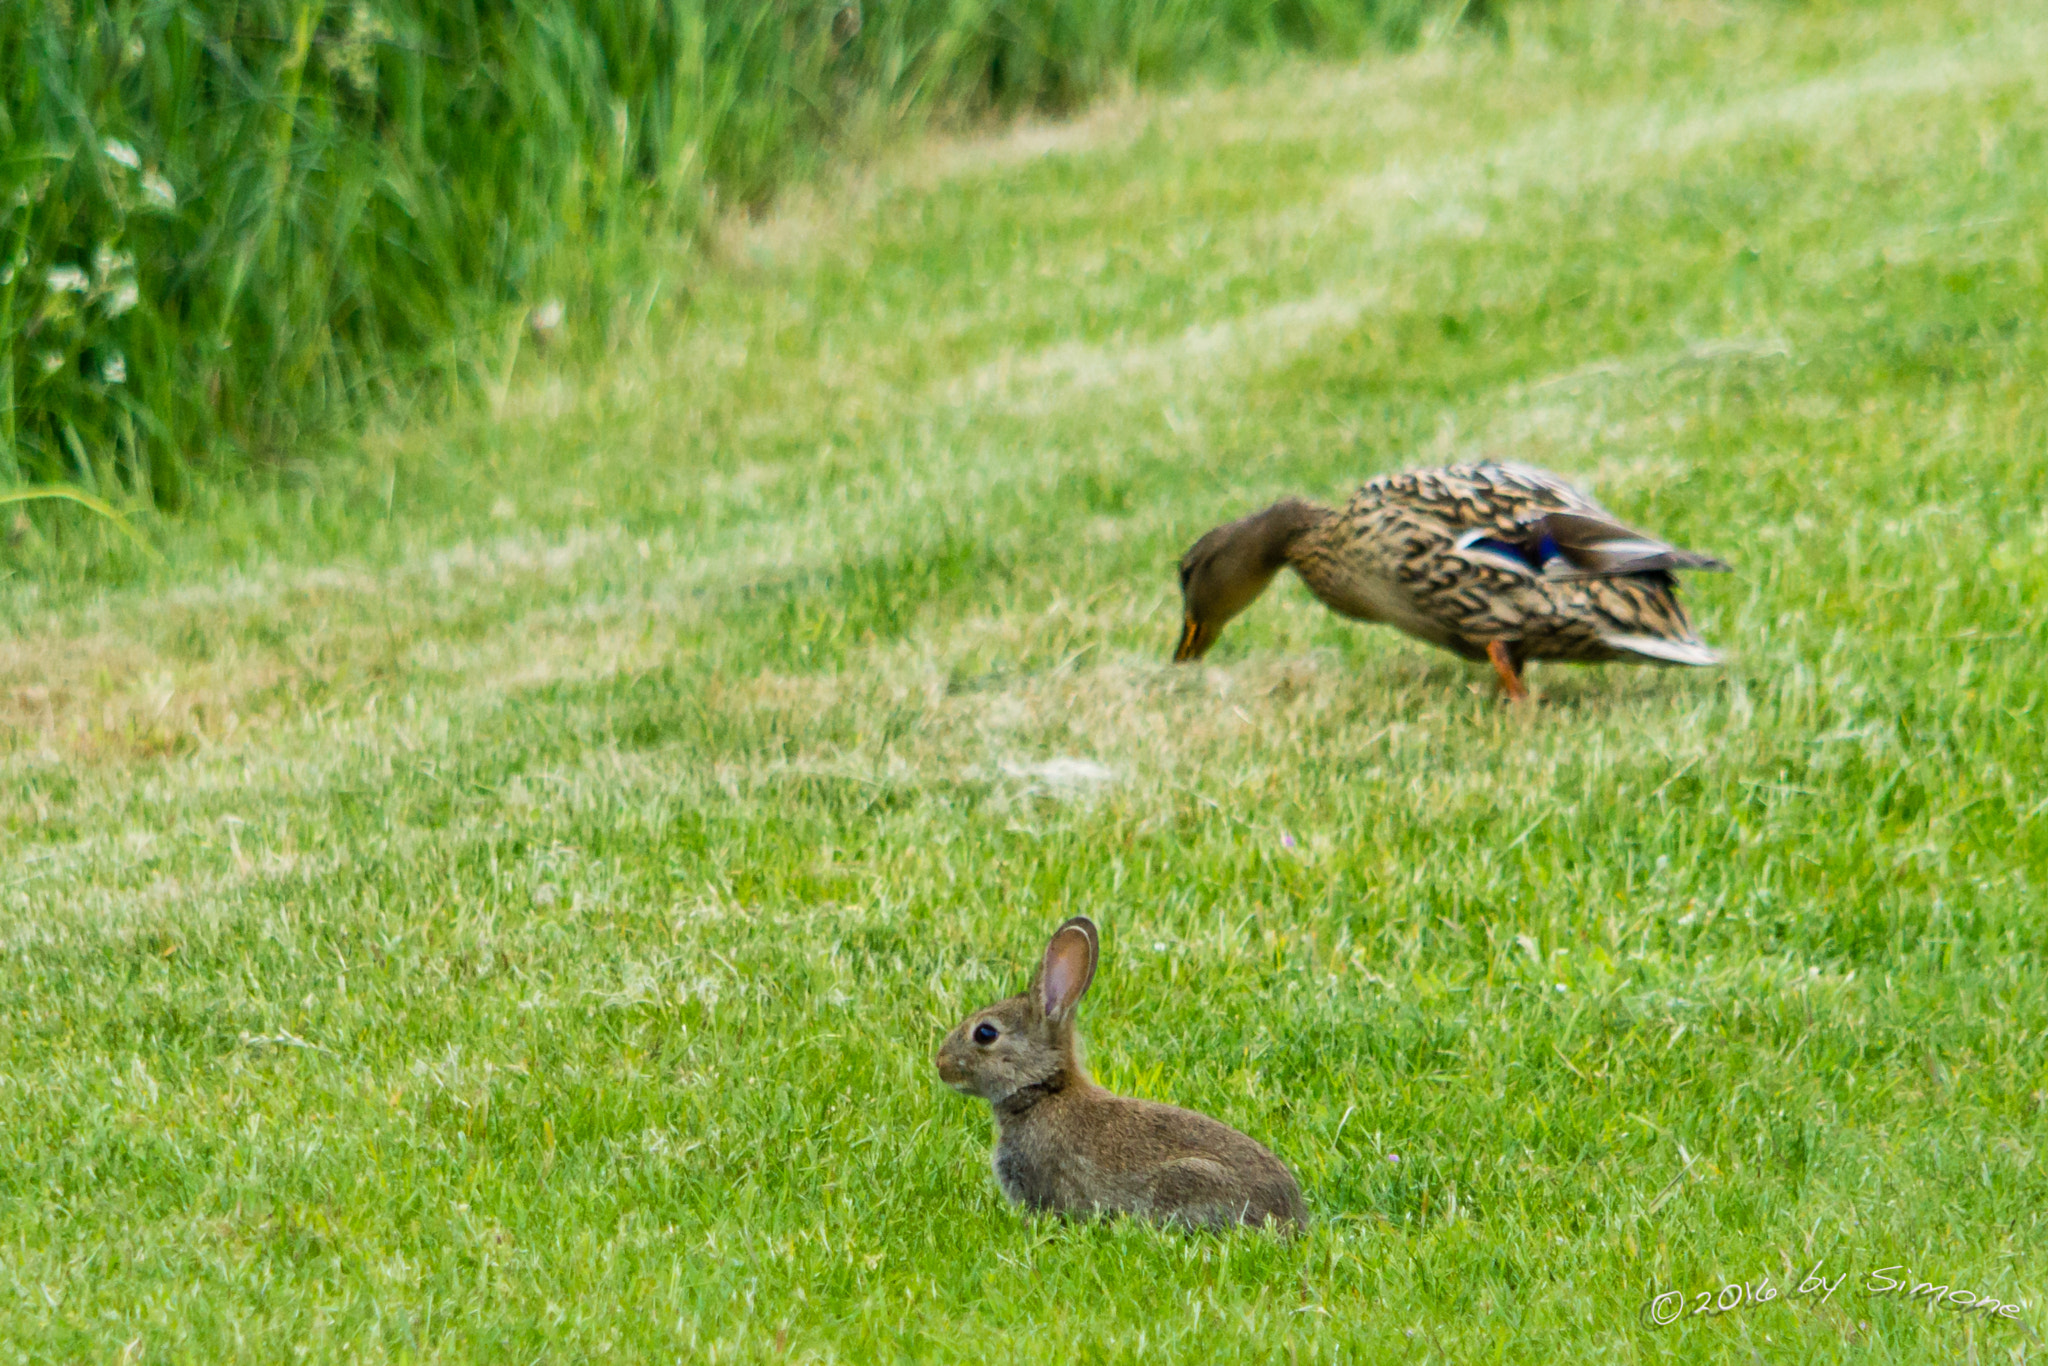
[4,0,2048,1360]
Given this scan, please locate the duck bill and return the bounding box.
[1173,616,1213,663]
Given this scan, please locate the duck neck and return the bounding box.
[1254,498,1336,571]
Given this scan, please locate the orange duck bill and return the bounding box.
[1173,615,1217,663]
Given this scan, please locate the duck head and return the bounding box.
[1174,499,1322,662]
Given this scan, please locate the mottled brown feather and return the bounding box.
[1176,462,1728,677]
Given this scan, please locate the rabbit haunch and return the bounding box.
[935,917,1305,1232]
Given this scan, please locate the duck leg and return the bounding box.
[1485,640,1529,702]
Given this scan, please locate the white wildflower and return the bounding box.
[46,265,90,293]
[39,352,64,374]
[530,297,565,334]
[103,139,142,170]
[122,35,146,67]
[101,353,128,385]
[140,169,176,210]
[323,4,391,94]
[93,244,135,281]
[105,280,140,317]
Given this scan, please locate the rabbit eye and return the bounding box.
[972,1022,999,1045]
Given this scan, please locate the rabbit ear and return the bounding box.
[1037,917,1099,1022]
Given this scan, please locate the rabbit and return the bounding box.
[935,915,1306,1232]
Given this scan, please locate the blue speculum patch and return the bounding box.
[1468,535,1551,570]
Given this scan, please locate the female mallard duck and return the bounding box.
[1174,462,1729,699]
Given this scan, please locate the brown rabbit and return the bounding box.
[934,916,1306,1232]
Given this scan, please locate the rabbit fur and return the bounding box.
[935,916,1305,1232]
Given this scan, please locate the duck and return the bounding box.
[1173,462,1729,699]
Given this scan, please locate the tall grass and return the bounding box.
[0,0,1452,521]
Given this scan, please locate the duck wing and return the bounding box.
[1526,510,1731,578]
[1455,508,1729,582]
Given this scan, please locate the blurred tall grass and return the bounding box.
[0,0,1454,518]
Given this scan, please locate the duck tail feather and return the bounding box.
[1600,633,1724,667]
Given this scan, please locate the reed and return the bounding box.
[0,0,1449,520]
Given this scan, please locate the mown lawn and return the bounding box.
[4,1,2046,1360]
